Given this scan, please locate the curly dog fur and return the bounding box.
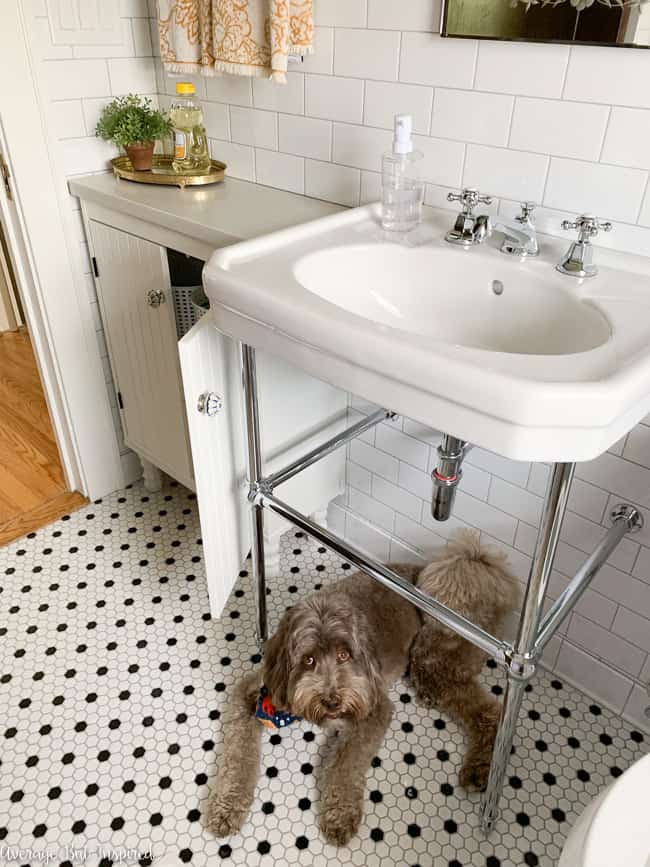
[206,530,519,846]
[409,530,520,791]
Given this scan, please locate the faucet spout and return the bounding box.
[490,203,539,257]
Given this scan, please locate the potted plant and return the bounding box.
[95,94,171,171]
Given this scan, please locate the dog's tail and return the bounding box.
[446,528,511,569]
[416,529,520,632]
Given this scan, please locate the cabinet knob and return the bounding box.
[197,391,223,416]
[146,288,166,307]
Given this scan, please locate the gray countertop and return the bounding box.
[68,172,342,248]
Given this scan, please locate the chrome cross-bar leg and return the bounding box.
[480,462,576,833]
[241,343,268,644]
[534,503,643,652]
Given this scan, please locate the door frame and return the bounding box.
[0,225,21,331]
[0,0,124,499]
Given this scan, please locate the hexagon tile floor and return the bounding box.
[0,481,647,867]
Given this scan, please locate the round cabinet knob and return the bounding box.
[197,391,223,416]
[146,288,165,307]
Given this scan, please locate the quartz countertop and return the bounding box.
[68,172,342,250]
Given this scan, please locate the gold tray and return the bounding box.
[111,155,226,188]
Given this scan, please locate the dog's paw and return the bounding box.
[206,797,248,838]
[319,800,363,847]
[459,757,491,792]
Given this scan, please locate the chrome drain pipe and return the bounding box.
[431,434,470,521]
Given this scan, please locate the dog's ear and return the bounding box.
[351,614,384,708]
[262,608,294,708]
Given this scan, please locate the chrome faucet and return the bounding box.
[445,188,493,247]
[490,202,539,257]
[556,214,612,278]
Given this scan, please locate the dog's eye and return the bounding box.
[336,650,350,663]
[303,655,315,667]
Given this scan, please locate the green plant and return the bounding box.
[95,94,171,147]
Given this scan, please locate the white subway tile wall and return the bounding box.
[334,28,401,81]
[364,81,433,133]
[29,2,650,731]
[230,105,278,150]
[474,40,570,98]
[431,88,514,147]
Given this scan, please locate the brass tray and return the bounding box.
[111,155,226,188]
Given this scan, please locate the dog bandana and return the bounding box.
[255,686,301,730]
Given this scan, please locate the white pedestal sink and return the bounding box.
[204,203,650,461]
[196,201,647,832]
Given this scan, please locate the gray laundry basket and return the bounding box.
[167,248,209,339]
[172,285,209,339]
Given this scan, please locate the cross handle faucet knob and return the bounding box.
[561,214,613,241]
[446,188,493,214]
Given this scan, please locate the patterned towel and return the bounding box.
[158,0,314,83]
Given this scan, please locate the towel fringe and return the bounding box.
[162,57,312,84]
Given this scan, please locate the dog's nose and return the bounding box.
[323,695,341,711]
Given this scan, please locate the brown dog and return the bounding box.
[206,530,518,846]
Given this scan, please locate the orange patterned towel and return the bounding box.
[158,0,314,83]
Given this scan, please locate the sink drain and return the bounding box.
[492,279,504,296]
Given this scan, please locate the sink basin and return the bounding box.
[293,243,610,356]
[204,203,650,461]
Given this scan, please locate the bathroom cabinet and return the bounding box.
[88,220,194,490]
[74,175,345,615]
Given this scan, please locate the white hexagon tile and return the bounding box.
[0,481,647,867]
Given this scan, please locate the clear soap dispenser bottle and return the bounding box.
[381,114,424,232]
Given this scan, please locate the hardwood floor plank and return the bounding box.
[0,330,56,431]
[0,327,80,537]
[0,490,88,546]
[0,463,45,516]
[0,411,65,491]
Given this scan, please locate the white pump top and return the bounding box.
[392,114,413,154]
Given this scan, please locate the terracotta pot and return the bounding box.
[125,141,155,171]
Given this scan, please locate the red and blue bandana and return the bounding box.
[255,686,302,730]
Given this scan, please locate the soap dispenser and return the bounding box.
[381,114,424,232]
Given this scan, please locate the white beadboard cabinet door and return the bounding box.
[179,314,348,618]
[89,220,194,489]
[178,315,249,617]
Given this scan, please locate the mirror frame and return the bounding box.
[439,0,650,50]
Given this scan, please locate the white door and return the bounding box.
[89,221,193,488]
[179,314,348,618]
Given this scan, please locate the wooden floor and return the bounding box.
[0,328,86,546]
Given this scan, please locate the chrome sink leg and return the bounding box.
[480,462,575,833]
[241,343,268,646]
